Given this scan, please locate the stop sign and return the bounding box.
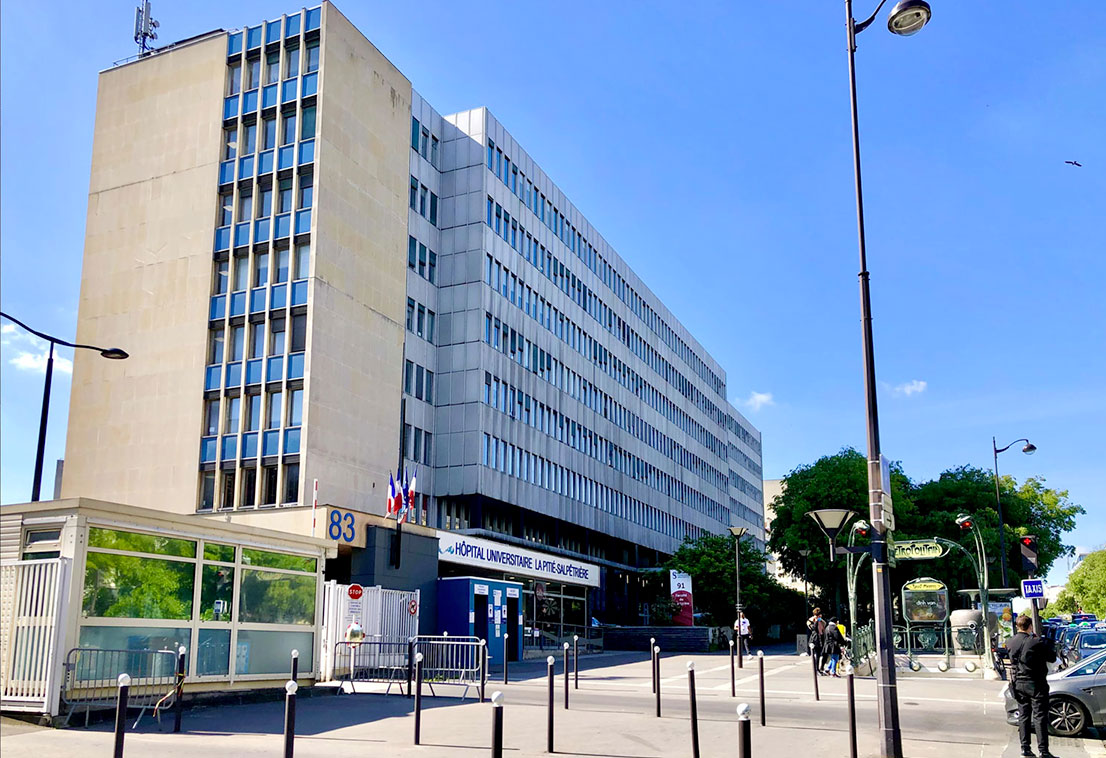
[348,584,364,601]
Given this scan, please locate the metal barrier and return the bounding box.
[413,636,485,700]
[61,648,178,728]
[333,640,410,695]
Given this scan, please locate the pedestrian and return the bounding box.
[1004,615,1057,758]
[806,607,827,673]
[738,611,752,655]
[825,617,846,677]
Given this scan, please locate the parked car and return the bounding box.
[1066,629,1106,665]
[1003,649,1106,737]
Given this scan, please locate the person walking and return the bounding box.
[807,607,827,673]
[1005,614,1057,758]
[738,612,751,655]
[825,617,847,677]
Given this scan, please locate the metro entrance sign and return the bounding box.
[1021,578,1044,600]
[891,539,949,562]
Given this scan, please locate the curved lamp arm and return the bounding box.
[994,438,1030,455]
[0,310,128,358]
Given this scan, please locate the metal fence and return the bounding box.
[414,636,485,700]
[851,621,875,663]
[319,582,419,681]
[0,558,70,715]
[61,648,179,727]
[333,640,411,695]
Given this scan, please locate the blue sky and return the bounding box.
[2,2,1103,583]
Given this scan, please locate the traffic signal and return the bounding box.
[956,514,974,531]
[1020,535,1039,574]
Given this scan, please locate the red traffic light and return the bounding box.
[959,519,974,530]
[1021,537,1034,546]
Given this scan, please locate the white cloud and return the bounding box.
[893,379,927,397]
[9,351,73,375]
[0,324,15,334]
[743,391,775,412]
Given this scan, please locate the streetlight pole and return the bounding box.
[729,526,748,633]
[991,437,1036,588]
[842,2,931,756]
[0,311,128,501]
[799,548,811,612]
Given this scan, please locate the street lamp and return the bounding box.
[842,1,931,755]
[729,526,748,622]
[806,509,856,561]
[991,437,1035,588]
[955,513,997,678]
[0,311,128,501]
[846,520,871,639]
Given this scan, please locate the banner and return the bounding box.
[436,531,600,587]
[670,570,694,626]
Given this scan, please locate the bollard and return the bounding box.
[480,640,488,704]
[546,656,555,753]
[563,642,569,709]
[847,669,858,758]
[758,651,765,727]
[654,645,661,718]
[491,691,505,758]
[407,637,416,698]
[503,633,510,684]
[413,653,424,745]
[113,673,130,758]
[291,648,299,681]
[729,639,736,697]
[737,703,752,758]
[687,661,700,758]
[573,635,579,689]
[283,680,297,758]
[738,631,744,670]
[173,645,186,734]
[811,643,820,701]
[650,637,657,693]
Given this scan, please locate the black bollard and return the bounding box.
[810,643,820,701]
[758,651,766,727]
[729,639,736,697]
[407,637,416,698]
[737,703,752,758]
[113,674,130,758]
[173,645,186,733]
[847,670,858,758]
[738,628,744,670]
[573,635,579,689]
[654,645,661,718]
[650,637,657,694]
[563,642,569,709]
[291,648,299,681]
[546,656,555,753]
[283,680,297,758]
[491,691,505,758]
[413,653,424,745]
[503,633,510,684]
[687,662,700,758]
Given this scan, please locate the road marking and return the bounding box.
[710,661,801,689]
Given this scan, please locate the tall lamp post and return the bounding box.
[842,1,932,756]
[991,437,1036,588]
[729,526,748,623]
[799,548,811,612]
[0,311,129,501]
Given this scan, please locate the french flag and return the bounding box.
[388,474,399,516]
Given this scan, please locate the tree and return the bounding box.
[1053,550,1106,618]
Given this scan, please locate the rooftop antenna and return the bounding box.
[133,0,160,55]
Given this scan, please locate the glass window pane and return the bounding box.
[204,543,235,562]
[235,629,313,674]
[82,552,194,619]
[241,548,316,573]
[238,569,315,624]
[301,106,316,140]
[275,248,290,283]
[197,628,231,676]
[88,527,196,558]
[200,564,235,621]
[78,626,191,657]
[288,389,303,426]
[294,243,309,279]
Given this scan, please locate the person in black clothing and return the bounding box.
[807,607,827,672]
[1004,614,1057,758]
[824,617,847,676]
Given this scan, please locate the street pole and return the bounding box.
[992,438,1010,589]
[845,2,902,754]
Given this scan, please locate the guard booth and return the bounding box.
[437,577,523,662]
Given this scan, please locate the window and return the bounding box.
[234,256,249,290]
[214,260,229,294]
[275,248,290,283]
[430,136,439,168]
[205,399,220,435]
[404,360,413,394]
[413,428,422,463]
[406,299,415,331]
[223,127,238,160]
[249,322,264,359]
[288,389,303,426]
[285,45,300,78]
[245,58,260,90]
[238,191,253,222]
[278,178,293,214]
[254,253,269,287]
[219,193,233,226]
[210,329,225,364]
[411,117,420,150]
[294,243,309,279]
[423,432,432,465]
[425,371,434,404]
[419,185,428,217]
[230,325,245,361]
[246,394,261,431]
[281,113,296,146]
[267,391,282,428]
[227,61,242,95]
[242,122,257,155]
[428,251,436,284]
[305,41,319,73]
[241,468,257,508]
[298,175,313,209]
[265,52,280,84]
[290,314,306,352]
[225,396,241,434]
[262,465,278,505]
[426,310,435,343]
[429,193,438,226]
[301,106,316,140]
[420,127,429,159]
[258,186,273,218]
[283,462,300,504]
[415,365,424,399]
[270,320,285,355]
[418,244,427,277]
[200,472,216,511]
[221,471,235,509]
[416,305,425,336]
[262,117,277,150]
[409,177,418,210]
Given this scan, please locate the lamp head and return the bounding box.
[729,526,748,538]
[807,509,856,542]
[887,0,932,35]
[1022,442,1036,455]
[955,513,974,531]
[100,348,129,360]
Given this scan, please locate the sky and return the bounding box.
[2,2,1103,584]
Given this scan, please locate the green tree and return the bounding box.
[1054,550,1106,618]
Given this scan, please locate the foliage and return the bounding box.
[664,532,804,634]
[767,449,1084,625]
[83,552,194,620]
[1053,550,1106,618]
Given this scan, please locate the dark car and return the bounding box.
[1067,629,1106,665]
[1003,649,1106,737]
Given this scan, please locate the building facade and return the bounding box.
[62,2,764,627]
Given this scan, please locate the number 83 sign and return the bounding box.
[324,507,368,547]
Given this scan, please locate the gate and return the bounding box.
[319,582,419,680]
[0,558,71,715]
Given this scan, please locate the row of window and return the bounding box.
[480,433,705,542]
[727,467,762,503]
[409,177,438,226]
[483,252,728,461]
[213,244,310,295]
[228,39,318,96]
[204,388,301,437]
[728,444,763,480]
[486,139,725,398]
[482,372,728,524]
[223,111,315,162]
[200,461,300,511]
[405,297,436,344]
[725,414,762,456]
[410,116,440,169]
[407,236,437,285]
[401,424,433,466]
[209,314,306,365]
[403,360,434,405]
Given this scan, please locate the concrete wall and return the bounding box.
[62,35,227,512]
[302,4,412,516]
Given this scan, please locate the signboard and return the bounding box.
[323,507,369,548]
[347,583,364,626]
[873,454,895,530]
[892,540,949,562]
[437,531,601,587]
[1021,578,1044,599]
[474,583,489,596]
[506,587,520,599]
[670,570,694,627]
[901,577,948,623]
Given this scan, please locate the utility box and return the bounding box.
[437,577,523,663]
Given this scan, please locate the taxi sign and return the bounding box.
[1021,578,1044,599]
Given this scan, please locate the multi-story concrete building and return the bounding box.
[61,2,764,629]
